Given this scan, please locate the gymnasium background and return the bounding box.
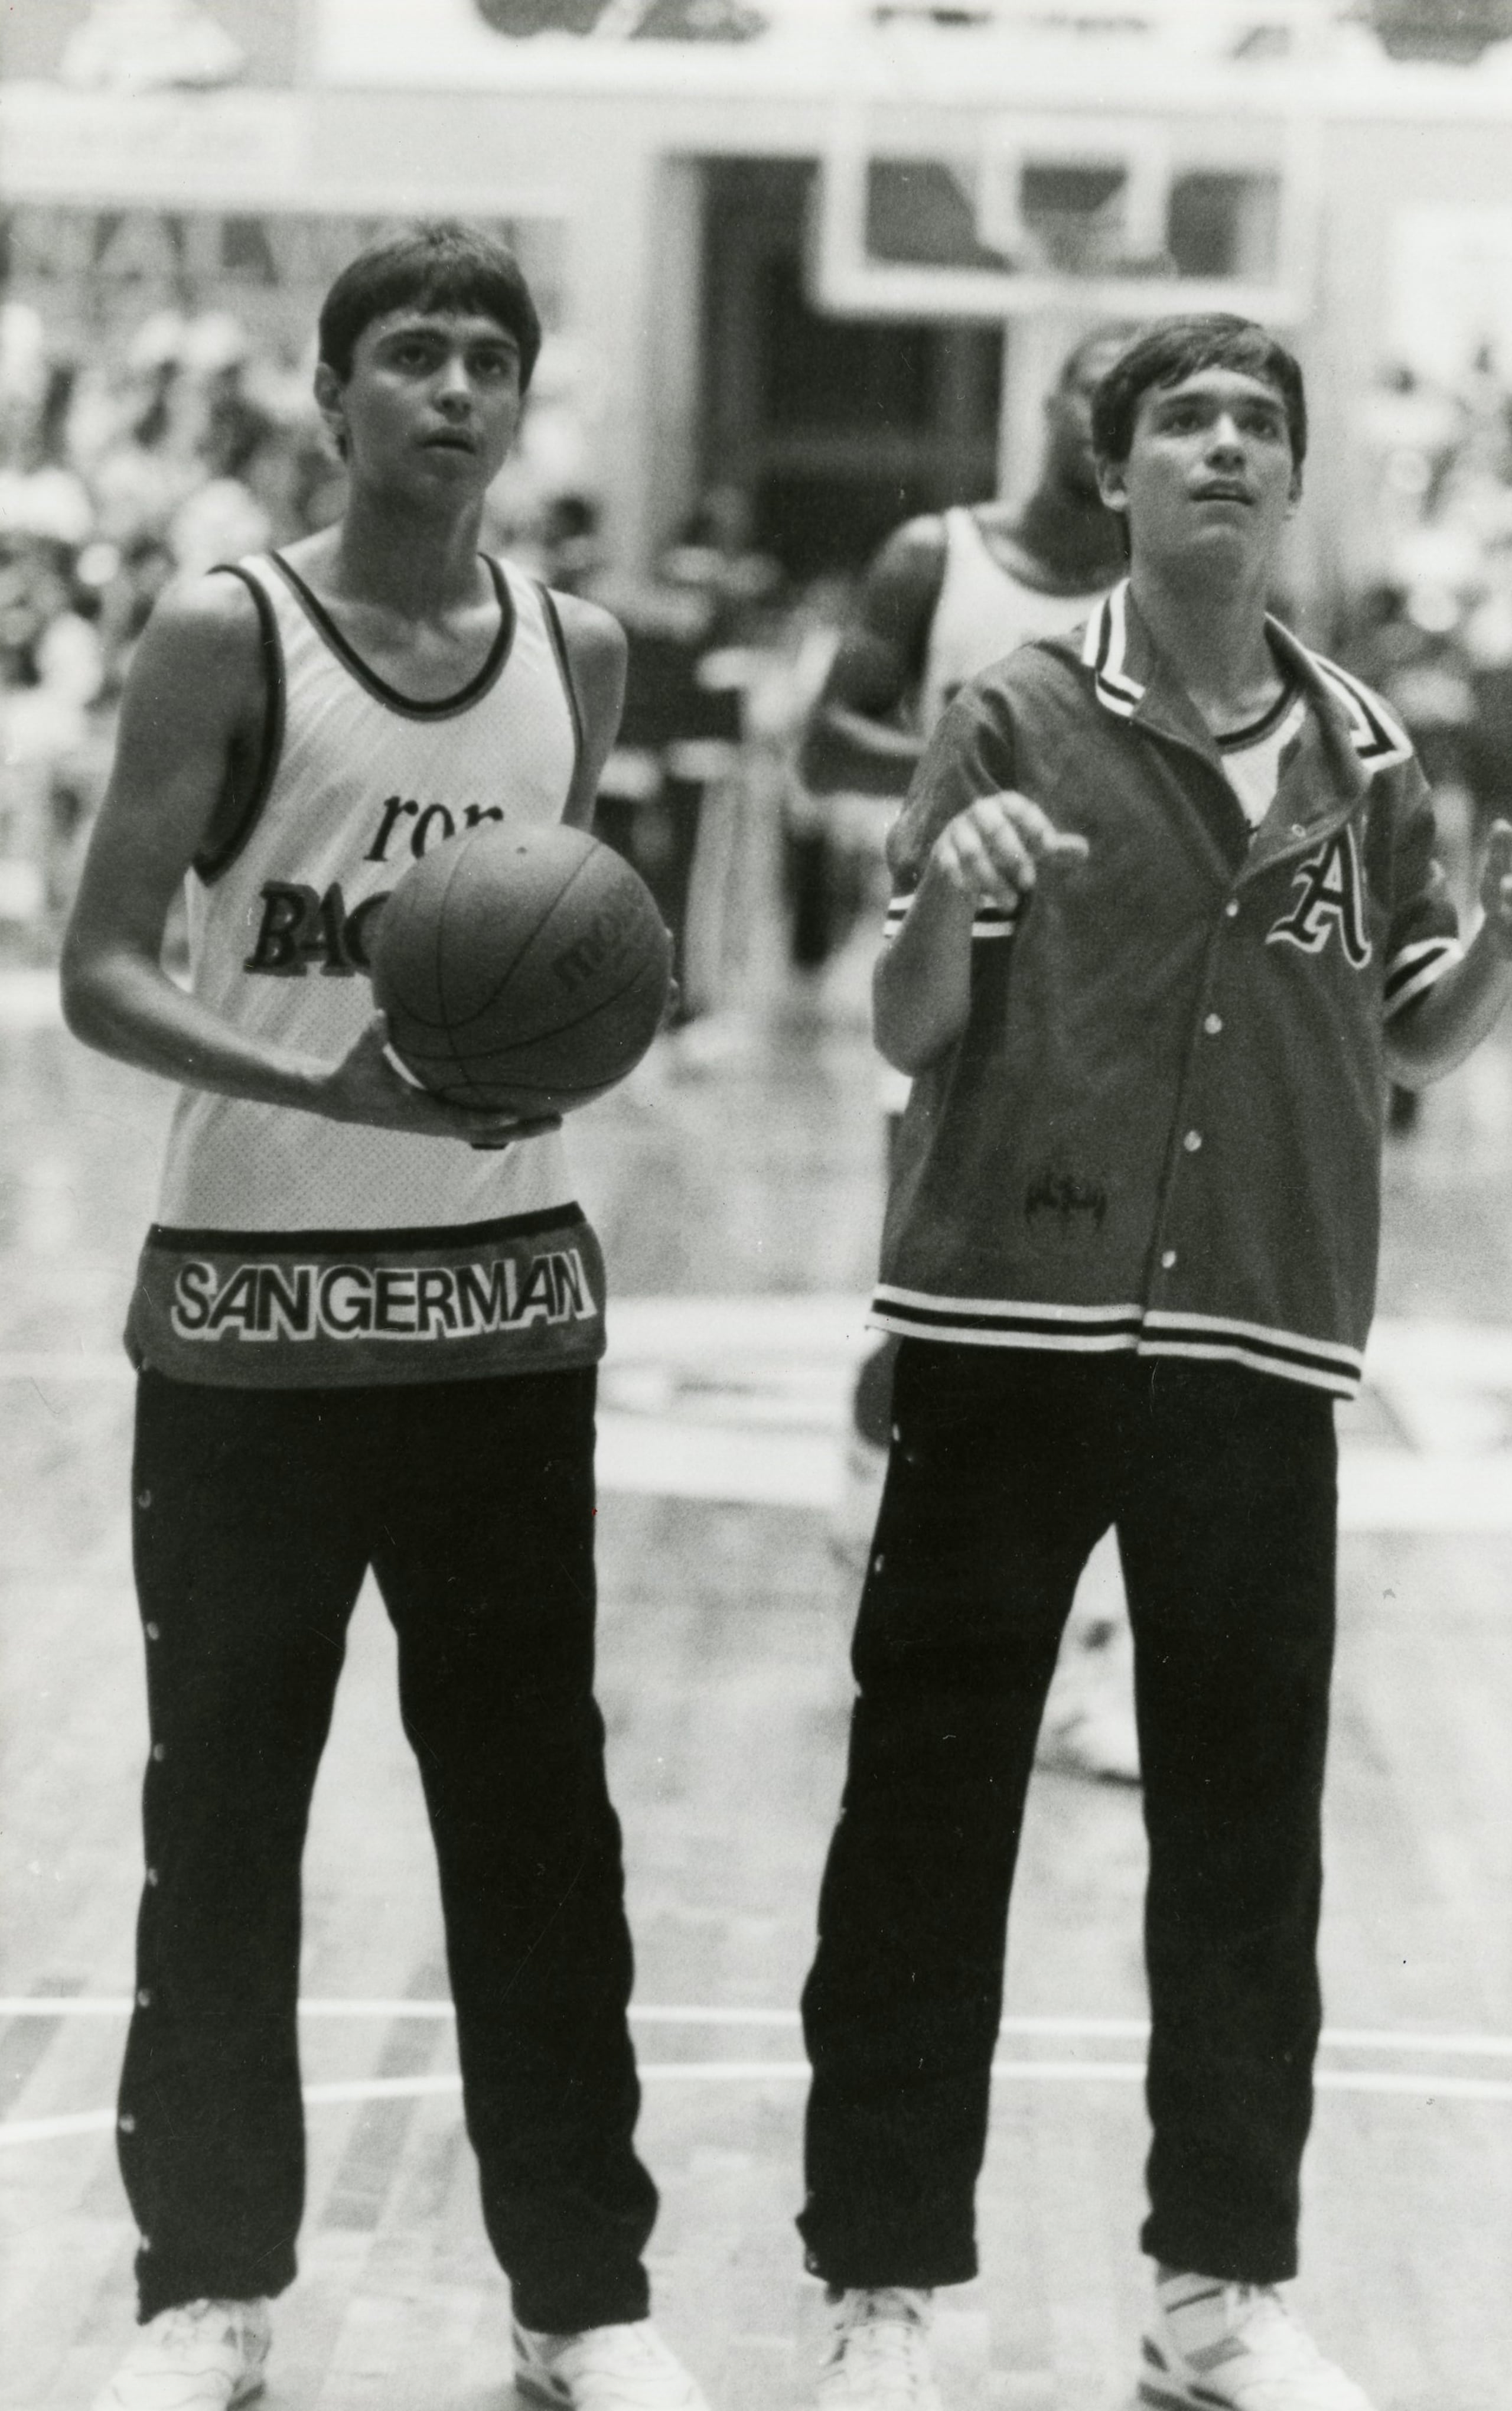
[5,9,1512,2410]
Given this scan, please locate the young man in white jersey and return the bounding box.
[799,328,1139,1784]
[798,315,1512,2411]
[64,223,712,2411]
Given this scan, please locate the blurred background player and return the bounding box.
[796,325,1138,1784]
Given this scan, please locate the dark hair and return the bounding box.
[1090,313,1306,470]
[1054,322,1138,395]
[317,220,543,393]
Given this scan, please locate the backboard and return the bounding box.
[810,97,1320,323]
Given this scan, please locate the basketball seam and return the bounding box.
[399,955,663,1102]
[428,832,484,1101]
[376,827,592,1036]
[395,952,667,1064]
[435,840,608,1037]
[377,822,475,1033]
[382,831,660,1108]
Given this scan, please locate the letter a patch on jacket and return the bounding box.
[1267,828,1371,968]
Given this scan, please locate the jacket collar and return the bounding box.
[1081,578,1414,793]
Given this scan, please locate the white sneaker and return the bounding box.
[92,2299,271,2411]
[1136,2274,1376,2410]
[817,2288,943,2411]
[513,2319,712,2411]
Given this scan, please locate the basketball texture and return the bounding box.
[372,822,672,1114]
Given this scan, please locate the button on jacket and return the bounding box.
[872,581,1461,1398]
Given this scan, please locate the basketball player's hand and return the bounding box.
[318,1019,561,1147]
[927,792,1089,910]
[1480,819,1512,955]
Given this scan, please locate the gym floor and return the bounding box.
[2,922,1511,2411]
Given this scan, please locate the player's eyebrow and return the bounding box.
[377,317,519,353]
[1151,384,1286,422]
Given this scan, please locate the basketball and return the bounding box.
[371,821,673,1115]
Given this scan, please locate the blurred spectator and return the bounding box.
[537,493,604,594]
[188,316,280,484]
[0,304,352,935]
[1345,346,1512,1133]
[1354,346,1512,844]
[0,360,94,551]
[659,483,784,643]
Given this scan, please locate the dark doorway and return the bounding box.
[700,158,1003,575]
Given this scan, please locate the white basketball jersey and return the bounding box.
[129,551,605,1389]
[919,507,1110,737]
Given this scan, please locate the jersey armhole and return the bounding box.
[193,562,286,884]
[534,580,586,778]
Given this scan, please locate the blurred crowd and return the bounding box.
[1347,349,1512,842]
[0,296,689,940]
[0,297,351,929]
[0,291,803,1019]
[7,290,1512,1007]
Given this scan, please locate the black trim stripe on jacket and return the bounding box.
[872,1287,1364,1398]
[872,581,1461,1404]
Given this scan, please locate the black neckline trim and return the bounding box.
[1216,679,1303,754]
[268,551,516,720]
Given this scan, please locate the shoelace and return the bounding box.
[825,2292,934,2403]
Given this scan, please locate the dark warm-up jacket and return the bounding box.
[872,580,1461,1400]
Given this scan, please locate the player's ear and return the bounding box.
[1094,453,1129,516]
[313,360,348,460]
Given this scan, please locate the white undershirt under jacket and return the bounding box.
[1217,685,1309,831]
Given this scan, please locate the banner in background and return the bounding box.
[471,1,768,32]
[0,0,302,89]
[0,206,566,354]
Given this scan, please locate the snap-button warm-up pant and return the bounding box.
[120,1366,657,2331]
[799,1342,1338,2292]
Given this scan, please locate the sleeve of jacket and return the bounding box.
[1380,754,1464,1021]
[880,676,1022,947]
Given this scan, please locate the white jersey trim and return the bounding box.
[882,894,1016,944]
[1383,933,1463,1018]
[1083,581,1416,777]
[869,1284,1364,1395]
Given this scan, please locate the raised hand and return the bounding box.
[929,790,1089,909]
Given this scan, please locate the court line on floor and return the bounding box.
[9,2060,1512,2153]
[8,1997,1512,2058]
[10,1340,1512,1529]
